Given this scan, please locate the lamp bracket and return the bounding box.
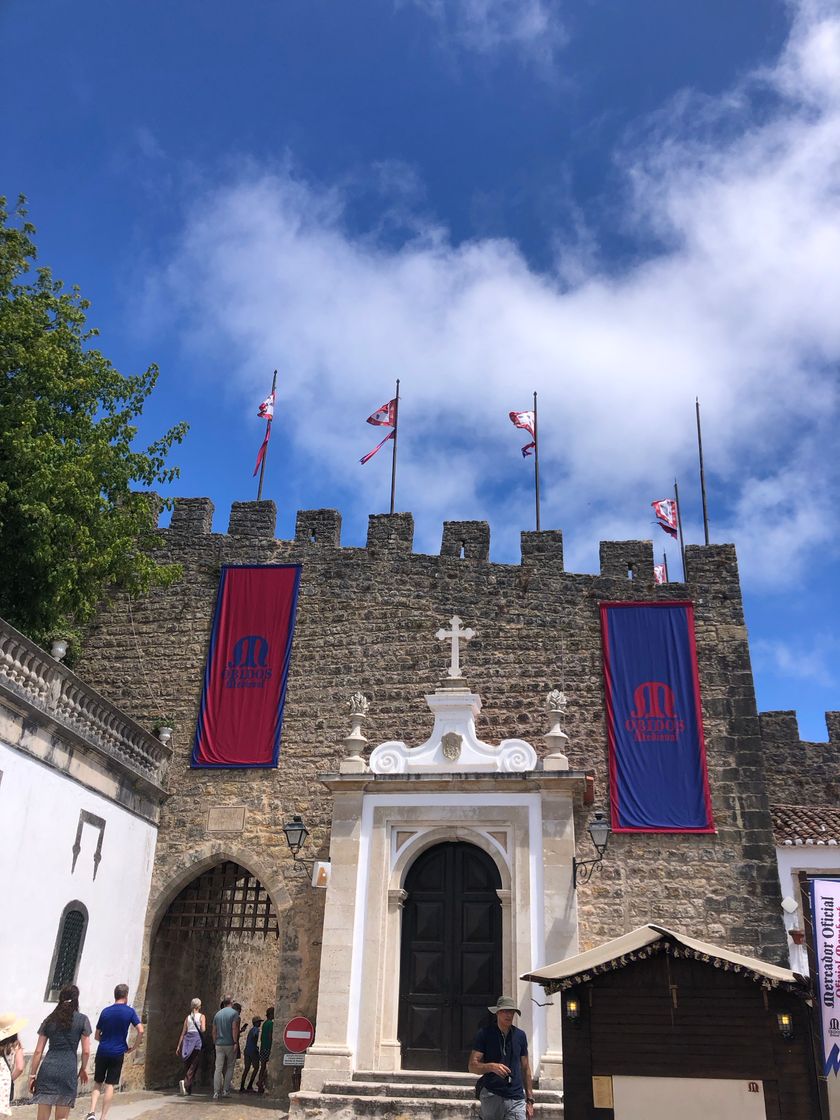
[573,854,605,889]
[290,852,317,871]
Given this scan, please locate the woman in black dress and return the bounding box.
[28,986,91,1120]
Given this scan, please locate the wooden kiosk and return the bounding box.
[523,924,823,1120]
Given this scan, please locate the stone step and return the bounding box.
[291,1089,479,1118]
[292,1089,564,1119]
[291,1069,564,1120]
[325,1080,476,1099]
[328,1079,562,1105]
[352,1070,474,1085]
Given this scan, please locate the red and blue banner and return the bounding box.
[600,602,714,833]
[192,564,301,768]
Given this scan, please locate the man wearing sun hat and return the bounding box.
[468,996,534,1119]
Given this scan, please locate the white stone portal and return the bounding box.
[291,620,589,1116]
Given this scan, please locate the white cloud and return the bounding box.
[145,1,840,588]
[752,635,839,689]
[400,0,565,64]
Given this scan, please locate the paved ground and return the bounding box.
[12,1091,289,1120]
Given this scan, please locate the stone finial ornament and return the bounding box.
[339,691,370,774]
[546,689,567,716]
[349,692,370,717]
[543,687,570,771]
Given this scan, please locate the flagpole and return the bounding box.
[533,390,541,531]
[663,552,669,583]
[695,396,710,545]
[674,478,687,581]
[256,369,277,502]
[389,379,400,516]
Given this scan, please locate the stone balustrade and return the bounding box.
[0,618,171,794]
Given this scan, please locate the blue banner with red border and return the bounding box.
[600,602,714,832]
[192,564,301,768]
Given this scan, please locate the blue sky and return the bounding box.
[3,0,839,739]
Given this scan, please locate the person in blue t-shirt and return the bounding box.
[86,985,142,1120]
[468,997,534,1120]
[238,1016,262,1093]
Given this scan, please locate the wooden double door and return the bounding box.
[399,842,502,1071]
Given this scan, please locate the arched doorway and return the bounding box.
[145,860,280,1088]
[398,842,502,1071]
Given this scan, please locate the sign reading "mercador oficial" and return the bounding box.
[811,877,840,1078]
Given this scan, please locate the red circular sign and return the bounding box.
[283,1016,315,1053]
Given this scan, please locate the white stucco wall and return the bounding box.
[0,743,157,1052]
[776,845,840,974]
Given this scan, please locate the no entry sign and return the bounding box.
[283,1016,315,1053]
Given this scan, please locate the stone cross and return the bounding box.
[435,615,476,679]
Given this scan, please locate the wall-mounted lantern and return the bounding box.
[572,811,611,889]
[282,814,315,870]
[565,995,581,1023]
[777,1010,794,1040]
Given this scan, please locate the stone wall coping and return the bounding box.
[760,708,840,745]
[319,769,593,797]
[0,616,171,798]
[157,497,738,581]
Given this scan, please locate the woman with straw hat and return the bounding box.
[0,1012,27,1116]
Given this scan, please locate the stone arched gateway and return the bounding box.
[142,851,291,1089]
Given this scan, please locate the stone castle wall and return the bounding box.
[77,497,790,1069]
[760,710,840,807]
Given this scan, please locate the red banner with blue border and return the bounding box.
[600,602,714,832]
[192,564,301,768]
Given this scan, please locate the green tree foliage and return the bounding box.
[0,196,188,646]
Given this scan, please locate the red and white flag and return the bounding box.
[257,391,275,421]
[653,562,667,585]
[367,399,397,427]
[360,397,398,464]
[509,410,536,457]
[651,498,678,539]
[360,429,395,465]
[253,387,276,476]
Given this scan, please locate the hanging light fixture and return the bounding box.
[282,815,311,860]
[573,811,612,889]
[565,995,581,1022]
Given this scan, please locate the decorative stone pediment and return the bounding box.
[369,686,537,774]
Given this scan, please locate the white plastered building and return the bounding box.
[0,620,170,1052]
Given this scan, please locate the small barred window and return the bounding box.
[45,903,88,999]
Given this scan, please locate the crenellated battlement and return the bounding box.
[156,496,738,585]
[760,710,840,809]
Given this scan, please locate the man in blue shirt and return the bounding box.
[468,997,534,1120]
[86,984,142,1120]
